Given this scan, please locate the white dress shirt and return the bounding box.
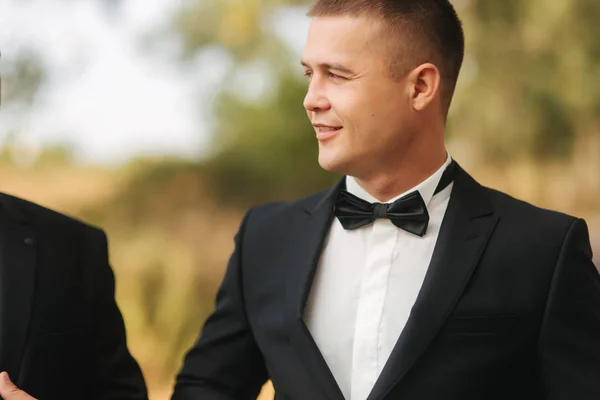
[304,154,453,400]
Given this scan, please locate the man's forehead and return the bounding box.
[302,16,387,67]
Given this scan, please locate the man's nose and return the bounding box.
[303,81,330,112]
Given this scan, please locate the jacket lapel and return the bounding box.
[0,194,37,380]
[367,165,499,400]
[284,180,346,400]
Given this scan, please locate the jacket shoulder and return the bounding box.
[0,192,103,237]
[485,186,578,234]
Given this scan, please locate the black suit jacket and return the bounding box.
[173,164,600,400]
[0,193,147,399]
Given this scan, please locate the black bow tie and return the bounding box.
[333,161,456,236]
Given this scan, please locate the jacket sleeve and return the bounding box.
[538,218,600,399]
[86,227,149,400]
[172,209,269,400]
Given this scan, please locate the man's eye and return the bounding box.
[328,72,343,80]
[304,71,313,79]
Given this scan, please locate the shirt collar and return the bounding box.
[345,152,452,206]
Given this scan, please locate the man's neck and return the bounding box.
[354,150,448,203]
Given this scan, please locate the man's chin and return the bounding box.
[317,154,348,175]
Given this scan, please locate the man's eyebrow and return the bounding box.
[300,60,355,75]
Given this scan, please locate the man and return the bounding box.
[0,193,148,400]
[172,1,600,399]
[0,56,147,399]
[0,197,149,400]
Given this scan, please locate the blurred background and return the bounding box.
[1,0,599,398]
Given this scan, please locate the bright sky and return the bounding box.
[0,0,310,165]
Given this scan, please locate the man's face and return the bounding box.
[302,16,414,178]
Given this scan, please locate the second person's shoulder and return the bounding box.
[0,191,105,239]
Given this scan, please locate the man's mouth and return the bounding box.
[314,125,343,140]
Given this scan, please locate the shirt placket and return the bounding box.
[350,219,399,400]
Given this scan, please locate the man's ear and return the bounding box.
[408,63,441,112]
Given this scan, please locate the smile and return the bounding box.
[315,126,342,140]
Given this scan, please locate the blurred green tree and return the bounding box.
[1,51,45,108]
[454,0,600,162]
[173,0,337,207]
